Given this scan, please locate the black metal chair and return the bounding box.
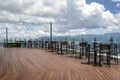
[87,38,98,65]
[99,44,111,67]
[110,43,119,65]
[79,42,89,59]
[57,41,68,54]
[39,41,44,48]
[28,40,32,48]
[51,41,58,52]
[69,41,75,54]
[45,41,51,50]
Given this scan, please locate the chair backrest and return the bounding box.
[39,41,44,46]
[79,42,87,47]
[52,41,58,44]
[28,40,32,44]
[100,44,110,52]
[110,43,118,55]
[70,41,75,48]
[94,42,100,50]
[71,41,74,45]
[61,41,68,45]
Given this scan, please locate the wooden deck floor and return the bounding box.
[0,47,120,80]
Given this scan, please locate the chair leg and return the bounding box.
[79,50,82,59]
[88,52,90,64]
[117,55,119,65]
[99,54,102,66]
[66,46,67,54]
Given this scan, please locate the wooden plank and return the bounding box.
[0,47,120,80]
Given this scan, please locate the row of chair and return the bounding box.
[36,40,119,67]
[79,41,119,67]
[5,38,119,67]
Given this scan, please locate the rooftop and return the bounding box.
[0,47,120,80]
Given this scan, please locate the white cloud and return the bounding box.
[112,0,120,2]
[0,0,120,41]
[112,0,120,8]
[116,3,120,7]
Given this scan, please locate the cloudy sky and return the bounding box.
[0,0,120,40]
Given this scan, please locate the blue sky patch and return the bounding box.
[86,0,120,13]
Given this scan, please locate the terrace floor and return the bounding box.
[0,47,120,80]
